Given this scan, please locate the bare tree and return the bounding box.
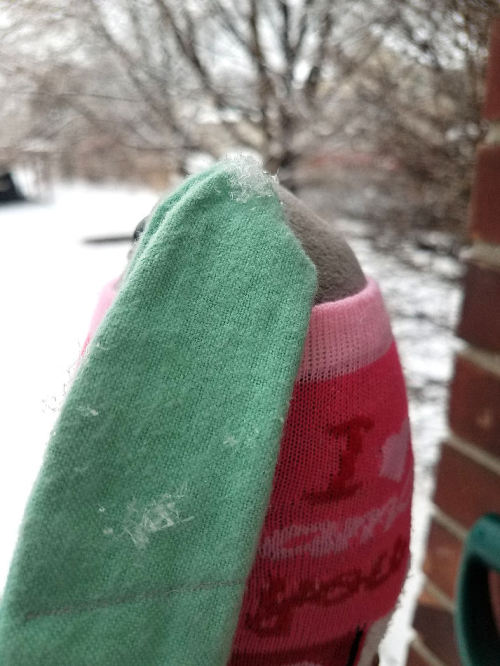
[0,0,400,184]
[1,0,498,232]
[344,0,497,235]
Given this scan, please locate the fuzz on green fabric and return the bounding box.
[0,159,317,665]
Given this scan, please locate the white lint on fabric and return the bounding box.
[222,154,278,202]
[77,405,99,417]
[223,435,239,448]
[122,486,194,549]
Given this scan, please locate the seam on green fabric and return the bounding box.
[24,579,246,623]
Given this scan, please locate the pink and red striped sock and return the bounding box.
[228,278,413,666]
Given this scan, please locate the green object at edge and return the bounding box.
[0,160,317,665]
[456,513,500,666]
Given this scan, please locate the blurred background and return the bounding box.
[1,2,499,665]
[1,0,496,236]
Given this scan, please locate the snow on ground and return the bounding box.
[0,183,158,588]
[0,183,463,664]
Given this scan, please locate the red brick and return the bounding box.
[484,19,500,120]
[423,520,463,600]
[406,644,431,666]
[457,261,500,351]
[449,355,500,458]
[434,443,500,529]
[413,588,461,665]
[469,145,500,244]
[418,585,443,609]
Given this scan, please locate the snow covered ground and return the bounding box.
[0,183,463,664]
[0,184,158,586]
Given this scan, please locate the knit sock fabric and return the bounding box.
[77,276,413,666]
[0,160,317,665]
[228,278,413,666]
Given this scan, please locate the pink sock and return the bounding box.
[81,275,413,664]
[80,277,120,357]
[228,278,413,665]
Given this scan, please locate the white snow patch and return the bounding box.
[222,154,277,202]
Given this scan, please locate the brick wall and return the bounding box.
[406,18,500,666]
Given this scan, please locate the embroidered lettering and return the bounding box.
[304,416,374,504]
[247,537,408,637]
[260,472,412,560]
